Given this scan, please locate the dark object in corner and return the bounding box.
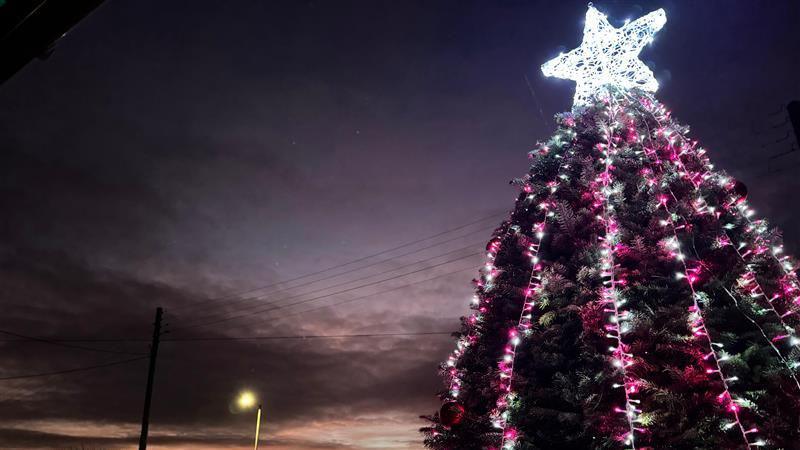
[788,100,800,147]
[0,0,104,85]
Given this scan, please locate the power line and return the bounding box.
[0,331,457,344]
[170,211,503,312]
[0,356,148,381]
[250,265,474,327]
[166,331,455,342]
[0,328,147,355]
[180,242,484,327]
[0,265,475,344]
[184,226,494,317]
[0,336,145,343]
[171,252,482,333]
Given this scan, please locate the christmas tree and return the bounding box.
[423,6,800,450]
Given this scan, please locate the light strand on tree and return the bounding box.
[735,210,800,317]
[494,135,576,450]
[444,232,509,401]
[492,218,545,448]
[634,91,800,390]
[721,284,800,388]
[657,189,755,447]
[597,100,642,448]
[656,133,800,386]
[632,94,763,447]
[757,227,800,314]
[726,230,800,388]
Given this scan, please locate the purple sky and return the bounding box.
[1,1,799,448]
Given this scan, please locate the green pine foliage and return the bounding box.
[422,89,800,449]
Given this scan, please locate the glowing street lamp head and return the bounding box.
[237,391,257,410]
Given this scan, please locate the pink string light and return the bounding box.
[634,94,764,447]
[641,92,800,392]
[493,143,574,450]
[596,104,642,448]
[444,236,506,401]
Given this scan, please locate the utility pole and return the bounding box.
[138,307,163,450]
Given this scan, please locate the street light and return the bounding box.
[237,391,256,409]
[236,391,263,449]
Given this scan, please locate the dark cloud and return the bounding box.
[0,427,357,449]
[0,247,456,446]
[0,145,173,261]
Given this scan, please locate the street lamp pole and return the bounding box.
[254,404,262,450]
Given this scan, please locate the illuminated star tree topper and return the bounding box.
[541,4,666,107]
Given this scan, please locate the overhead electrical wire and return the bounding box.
[160,331,455,342]
[180,242,485,327]
[0,264,476,345]
[236,265,474,329]
[169,211,504,312]
[184,225,495,317]
[2,217,496,354]
[0,331,456,346]
[0,356,148,381]
[171,251,482,333]
[0,328,147,356]
[0,328,457,382]
[0,330,454,381]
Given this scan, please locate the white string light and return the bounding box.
[493,134,575,450]
[541,5,666,108]
[632,93,763,447]
[598,100,644,448]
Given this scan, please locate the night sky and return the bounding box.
[1,1,799,448]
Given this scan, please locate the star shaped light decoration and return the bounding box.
[541,5,666,107]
